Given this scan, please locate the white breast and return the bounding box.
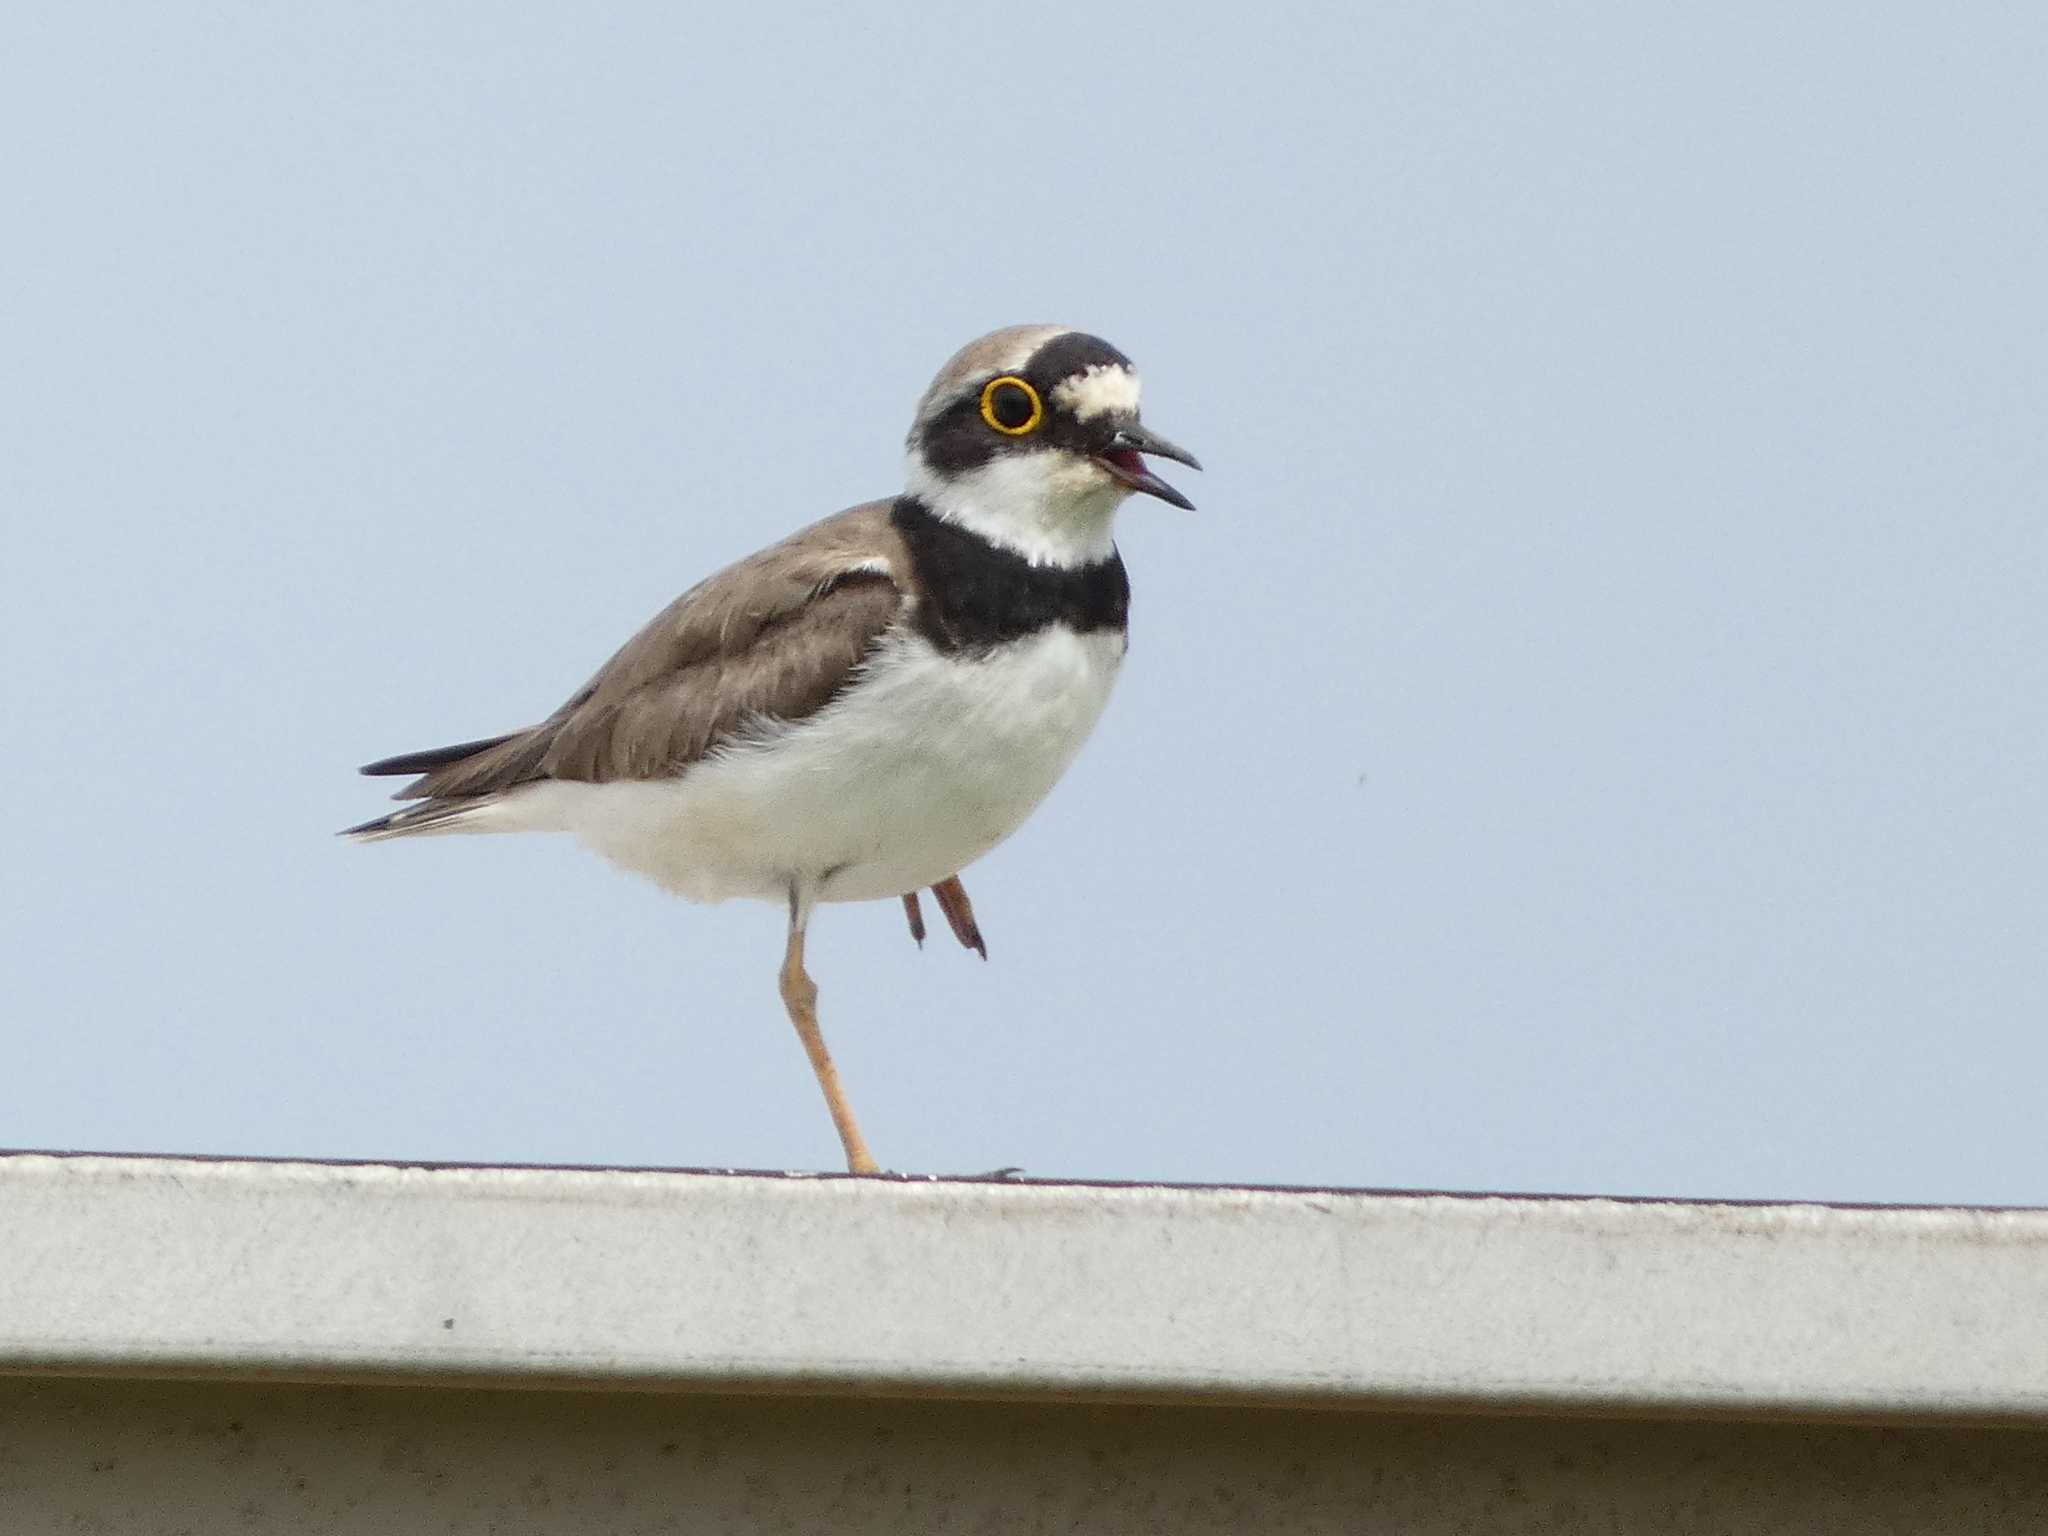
[509,624,1126,906]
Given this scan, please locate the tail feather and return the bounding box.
[359,727,555,804]
[348,725,552,839]
[339,799,494,842]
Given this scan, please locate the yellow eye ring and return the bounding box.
[979,376,1044,436]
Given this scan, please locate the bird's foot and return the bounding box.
[901,877,986,958]
[930,876,987,959]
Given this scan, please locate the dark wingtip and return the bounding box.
[360,753,419,778]
[359,732,518,778]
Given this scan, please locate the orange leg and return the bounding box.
[779,904,878,1175]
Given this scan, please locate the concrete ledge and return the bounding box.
[2,1153,2044,1424]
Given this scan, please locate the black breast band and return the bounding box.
[891,496,1130,652]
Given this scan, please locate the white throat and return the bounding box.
[904,451,1128,568]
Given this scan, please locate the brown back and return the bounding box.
[393,501,913,801]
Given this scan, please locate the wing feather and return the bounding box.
[379,501,913,803]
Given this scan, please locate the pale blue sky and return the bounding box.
[3,5,2043,1201]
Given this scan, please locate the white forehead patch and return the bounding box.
[1051,364,1142,422]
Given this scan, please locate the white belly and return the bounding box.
[505,625,1124,905]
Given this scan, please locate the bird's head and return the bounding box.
[904,326,1201,566]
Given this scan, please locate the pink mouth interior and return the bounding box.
[1101,448,1148,478]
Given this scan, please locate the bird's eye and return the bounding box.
[979,376,1044,436]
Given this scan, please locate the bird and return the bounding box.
[343,325,1199,1174]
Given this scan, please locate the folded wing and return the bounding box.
[347,502,912,835]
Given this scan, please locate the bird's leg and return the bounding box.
[930,876,987,959]
[900,891,927,947]
[779,889,879,1175]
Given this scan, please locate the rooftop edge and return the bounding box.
[3,1153,2043,1424]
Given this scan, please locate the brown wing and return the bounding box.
[383,501,912,801]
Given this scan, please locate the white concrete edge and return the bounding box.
[2,1153,2045,1424]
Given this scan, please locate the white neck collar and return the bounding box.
[903,452,1126,569]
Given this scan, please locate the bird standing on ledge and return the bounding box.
[344,326,1200,1174]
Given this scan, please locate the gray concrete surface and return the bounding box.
[4,1154,2047,1421]
[6,1154,2045,1529]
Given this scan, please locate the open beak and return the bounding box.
[1096,423,1202,510]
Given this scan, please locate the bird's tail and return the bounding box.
[342,729,541,842]
[338,798,499,842]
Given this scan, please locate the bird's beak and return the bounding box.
[1096,423,1202,510]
